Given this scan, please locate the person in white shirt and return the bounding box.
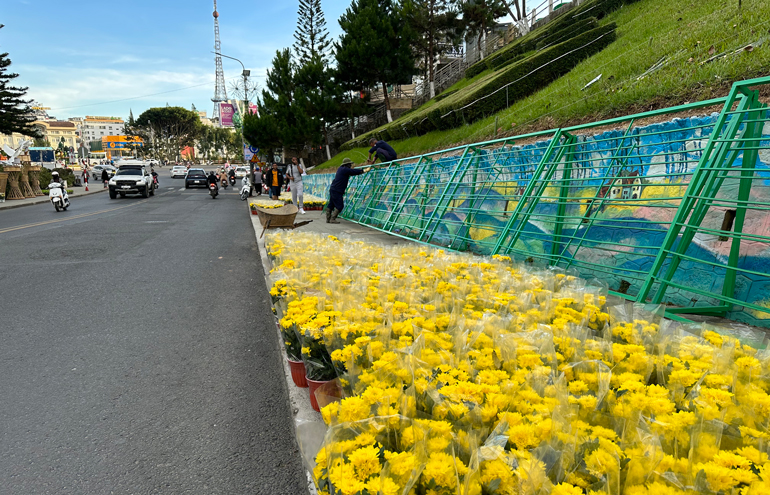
[286,156,306,214]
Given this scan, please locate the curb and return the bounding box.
[0,187,107,211]
[247,203,321,495]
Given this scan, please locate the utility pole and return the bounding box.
[214,51,254,194]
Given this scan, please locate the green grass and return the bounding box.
[316,0,770,169]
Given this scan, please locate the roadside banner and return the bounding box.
[220,103,235,127]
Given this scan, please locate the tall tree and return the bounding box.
[133,107,202,161]
[459,0,508,60]
[406,0,462,98]
[0,24,39,137]
[336,0,417,122]
[243,49,305,159]
[293,0,332,65]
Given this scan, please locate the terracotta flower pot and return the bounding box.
[287,359,308,388]
[307,377,331,412]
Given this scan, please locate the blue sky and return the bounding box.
[1,0,353,121]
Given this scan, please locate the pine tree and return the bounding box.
[336,0,417,122]
[406,0,462,98]
[459,0,508,60]
[293,0,332,66]
[0,25,39,137]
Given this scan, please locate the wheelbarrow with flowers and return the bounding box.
[254,203,313,238]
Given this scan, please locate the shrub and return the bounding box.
[535,17,599,50]
[434,89,459,102]
[401,23,617,137]
[464,0,640,79]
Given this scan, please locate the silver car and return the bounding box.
[170,166,188,178]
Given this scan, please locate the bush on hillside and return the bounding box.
[433,89,459,102]
[464,0,639,79]
[535,17,599,50]
[382,23,617,141]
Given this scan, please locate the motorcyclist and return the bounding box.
[220,168,228,188]
[228,167,236,184]
[49,171,70,202]
[207,170,219,190]
[150,168,159,188]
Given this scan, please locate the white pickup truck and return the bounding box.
[108,165,154,199]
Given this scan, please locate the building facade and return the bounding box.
[80,116,125,142]
[34,120,78,150]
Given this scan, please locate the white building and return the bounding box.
[79,116,125,142]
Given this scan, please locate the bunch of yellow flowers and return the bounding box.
[266,231,770,495]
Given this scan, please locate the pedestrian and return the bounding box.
[286,156,306,214]
[101,167,109,188]
[326,158,369,224]
[253,164,262,196]
[367,138,397,164]
[81,166,89,187]
[267,162,284,200]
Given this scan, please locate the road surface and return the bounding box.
[0,183,308,494]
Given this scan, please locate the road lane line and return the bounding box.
[0,201,145,234]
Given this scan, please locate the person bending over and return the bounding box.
[367,138,397,164]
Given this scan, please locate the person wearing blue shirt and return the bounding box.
[326,158,369,223]
[367,138,397,164]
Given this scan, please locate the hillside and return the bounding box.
[315,0,770,171]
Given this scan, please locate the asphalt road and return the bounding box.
[0,182,308,494]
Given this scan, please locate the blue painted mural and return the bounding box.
[305,112,770,327]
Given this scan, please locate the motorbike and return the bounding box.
[152,175,159,190]
[220,176,228,189]
[229,175,236,186]
[48,181,70,212]
[239,176,250,201]
[209,182,219,199]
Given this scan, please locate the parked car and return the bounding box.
[185,168,208,188]
[170,166,188,178]
[91,165,116,181]
[108,165,154,199]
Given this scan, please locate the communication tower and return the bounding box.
[211,0,228,123]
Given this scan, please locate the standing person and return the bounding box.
[286,156,305,214]
[267,162,284,200]
[326,158,368,224]
[252,164,262,196]
[81,166,89,188]
[367,138,397,164]
[101,168,109,188]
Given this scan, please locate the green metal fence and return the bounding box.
[310,76,770,327]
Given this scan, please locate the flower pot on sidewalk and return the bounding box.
[307,377,331,412]
[288,359,308,388]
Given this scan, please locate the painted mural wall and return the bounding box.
[305,113,770,327]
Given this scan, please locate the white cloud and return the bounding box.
[17,65,217,118]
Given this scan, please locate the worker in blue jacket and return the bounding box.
[367,138,397,164]
[326,158,369,223]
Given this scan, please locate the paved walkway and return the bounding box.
[0,184,107,211]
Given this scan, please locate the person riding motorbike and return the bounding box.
[228,168,236,184]
[49,171,70,202]
[207,170,219,191]
[150,168,159,188]
[219,168,228,188]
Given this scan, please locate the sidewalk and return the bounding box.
[0,184,107,211]
[248,205,408,495]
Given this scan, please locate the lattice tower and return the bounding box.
[211,0,228,123]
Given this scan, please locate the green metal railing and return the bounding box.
[313,76,770,327]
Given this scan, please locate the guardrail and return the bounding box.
[306,76,770,328]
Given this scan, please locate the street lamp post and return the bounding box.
[213,51,255,195]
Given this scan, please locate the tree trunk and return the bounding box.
[428,1,436,98]
[503,0,520,20]
[382,81,393,123]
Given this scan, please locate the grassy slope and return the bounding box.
[314,0,770,171]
